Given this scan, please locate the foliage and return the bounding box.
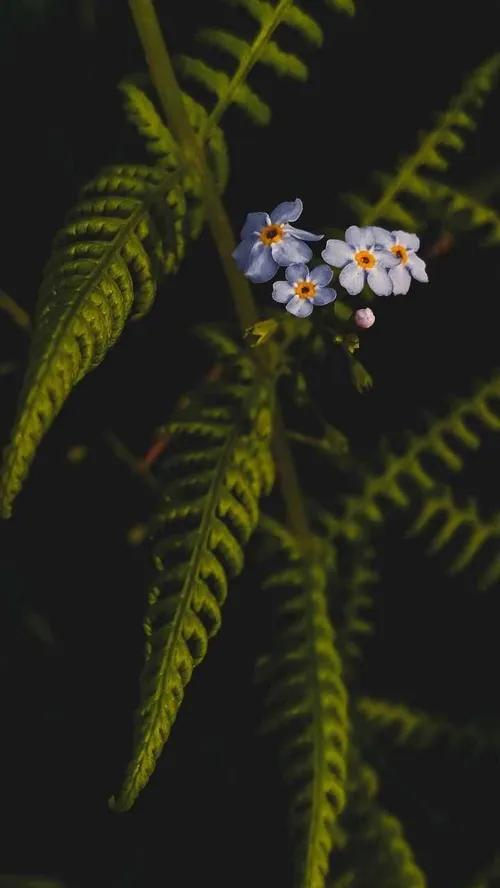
[1,1,500,887]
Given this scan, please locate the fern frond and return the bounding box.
[0,164,182,518]
[336,372,500,543]
[408,485,500,590]
[355,697,500,755]
[120,80,229,240]
[110,357,275,811]
[332,756,427,888]
[347,53,500,229]
[176,0,348,133]
[414,177,500,246]
[336,545,377,673]
[256,517,349,888]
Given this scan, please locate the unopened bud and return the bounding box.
[355,307,375,329]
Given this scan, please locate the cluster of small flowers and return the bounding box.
[232,198,428,326]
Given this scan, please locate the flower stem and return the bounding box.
[128,0,312,542]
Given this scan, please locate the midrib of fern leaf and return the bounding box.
[355,52,500,229]
[176,0,324,130]
[110,370,274,811]
[257,520,348,888]
[0,164,182,519]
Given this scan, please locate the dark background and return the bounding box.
[1,1,500,885]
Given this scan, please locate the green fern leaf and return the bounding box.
[334,755,427,888]
[346,52,500,228]
[256,517,349,888]
[414,177,500,245]
[109,357,275,811]
[355,696,500,755]
[119,80,229,240]
[407,485,500,590]
[176,0,355,135]
[0,164,182,518]
[336,372,500,543]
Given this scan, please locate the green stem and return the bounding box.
[128,0,312,542]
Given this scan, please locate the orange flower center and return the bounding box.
[354,250,375,269]
[259,223,284,245]
[294,280,316,300]
[391,244,408,264]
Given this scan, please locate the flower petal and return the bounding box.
[272,281,295,303]
[311,287,336,306]
[232,236,257,271]
[245,241,278,283]
[321,239,353,268]
[310,264,333,287]
[240,212,269,240]
[286,225,324,242]
[285,263,309,284]
[367,265,393,296]
[271,236,312,266]
[339,261,365,295]
[286,295,314,317]
[375,249,399,268]
[392,230,420,251]
[345,225,375,250]
[389,264,412,295]
[406,253,428,282]
[372,226,393,247]
[270,198,303,224]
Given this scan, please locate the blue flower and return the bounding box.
[232,198,323,284]
[321,225,398,296]
[272,262,336,318]
[372,227,429,295]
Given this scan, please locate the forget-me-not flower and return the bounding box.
[232,198,323,284]
[322,226,398,296]
[372,227,429,295]
[272,262,336,318]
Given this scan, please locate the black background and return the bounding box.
[1,1,500,885]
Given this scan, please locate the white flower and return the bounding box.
[372,228,429,295]
[321,226,398,297]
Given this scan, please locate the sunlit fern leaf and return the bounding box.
[355,697,500,755]
[345,52,500,229]
[0,164,182,519]
[109,356,275,812]
[256,516,349,888]
[175,0,341,133]
[331,755,427,888]
[407,485,500,590]
[335,372,500,543]
[119,80,229,240]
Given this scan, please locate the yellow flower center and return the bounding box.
[354,250,375,269]
[294,280,316,300]
[259,223,284,245]
[391,244,408,264]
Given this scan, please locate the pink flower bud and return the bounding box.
[355,307,375,329]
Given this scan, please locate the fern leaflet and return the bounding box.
[355,696,500,755]
[176,0,349,132]
[256,516,348,888]
[0,164,183,518]
[331,754,427,888]
[336,372,500,542]
[347,53,500,229]
[110,352,275,811]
